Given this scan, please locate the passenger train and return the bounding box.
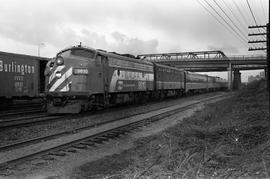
[45,45,227,113]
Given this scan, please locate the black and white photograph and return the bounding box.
[0,0,269,178]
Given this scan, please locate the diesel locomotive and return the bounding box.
[45,45,227,113]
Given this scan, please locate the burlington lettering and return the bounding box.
[0,60,35,75]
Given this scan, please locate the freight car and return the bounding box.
[45,45,227,113]
[0,51,49,104]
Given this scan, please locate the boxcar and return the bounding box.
[0,51,49,99]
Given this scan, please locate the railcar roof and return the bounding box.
[58,45,153,66]
[154,63,185,72]
[98,49,153,65]
[0,51,50,61]
[56,45,96,56]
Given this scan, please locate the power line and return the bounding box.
[232,0,249,26]
[197,0,249,48]
[251,1,264,24]
[245,0,266,41]
[221,0,248,34]
[197,0,225,27]
[212,0,248,41]
[259,0,267,21]
[231,0,262,45]
[197,0,248,47]
[202,0,249,45]
[246,0,260,26]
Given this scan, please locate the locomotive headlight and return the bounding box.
[56,71,62,78]
[56,56,64,66]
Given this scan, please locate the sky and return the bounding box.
[0,0,268,81]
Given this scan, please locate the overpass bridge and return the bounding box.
[138,51,267,90]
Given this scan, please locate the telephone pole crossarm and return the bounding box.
[249,25,267,28]
[248,40,267,43]
[248,33,267,36]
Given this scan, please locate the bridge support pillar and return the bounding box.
[233,69,241,90]
[227,63,232,90]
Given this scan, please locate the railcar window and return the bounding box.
[71,49,95,58]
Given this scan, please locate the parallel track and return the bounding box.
[0,113,64,129]
[0,94,230,167]
[0,100,45,118]
[0,103,174,129]
[0,108,45,118]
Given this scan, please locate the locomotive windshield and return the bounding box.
[71,49,95,58]
[57,49,95,59]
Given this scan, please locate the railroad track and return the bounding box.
[0,113,65,129]
[0,103,173,129]
[0,101,43,111]
[0,108,45,118]
[0,101,45,118]
[0,93,231,168]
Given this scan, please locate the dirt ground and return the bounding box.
[71,80,270,178]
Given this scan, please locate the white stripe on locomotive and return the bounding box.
[48,65,65,84]
[49,67,73,92]
[60,82,72,92]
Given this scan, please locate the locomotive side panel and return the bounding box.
[87,55,104,94]
[0,52,42,98]
[107,56,154,93]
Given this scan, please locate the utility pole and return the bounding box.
[248,23,269,105]
[266,23,270,105]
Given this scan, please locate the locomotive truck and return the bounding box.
[45,45,227,113]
